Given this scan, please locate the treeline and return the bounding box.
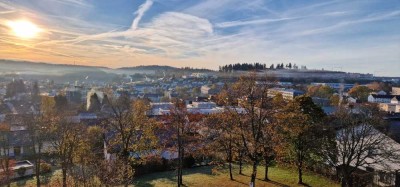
[219,63,306,72]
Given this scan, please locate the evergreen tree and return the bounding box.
[270,64,274,69]
[31,81,40,103]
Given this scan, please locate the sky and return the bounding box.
[0,0,399,76]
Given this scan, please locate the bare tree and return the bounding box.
[322,105,400,187]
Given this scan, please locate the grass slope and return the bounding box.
[133,164,339,187]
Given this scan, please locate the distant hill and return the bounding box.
[0,59,110,75]
[119,65,214,73]
[0,59,117,83]
[0,59,214,77]
[119,65,179,71]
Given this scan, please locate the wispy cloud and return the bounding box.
[0,0,399,76]
[131,0,153,30]
[215,17,298,28]
[298,10,400,36]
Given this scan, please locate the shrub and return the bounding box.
[134,156,171,176]
[183,155,195,168]
[40,163,52,174]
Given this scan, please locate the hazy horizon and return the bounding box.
[0,0,399,76]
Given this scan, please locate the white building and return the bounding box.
[186,102,223,114]
[268,88,304,100]
[149,102,174,116]
[368,94,393,103]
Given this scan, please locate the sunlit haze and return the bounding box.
[7,20,41,39]
[0,0,399,76]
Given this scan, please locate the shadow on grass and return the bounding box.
[231,179,247,185]
[299,182,311,187]
[264,180,291,187]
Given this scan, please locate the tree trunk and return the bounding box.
[298,164,303,185]
[238,150,243,175]
[177,123,183,187]
[341,170,349,187]
[62,168,67,187]
[35,160,41,187]
[179,148,184,185]
[228,161,233,180]
[264,155,270,181]
[297,152,303,185]
[250,161,258,187]
[341,179,346,187]
[124,157,130,187]
[35,145,41,187]
[264,165,269,181]
[81,163,87,187]
[228,138,233,180]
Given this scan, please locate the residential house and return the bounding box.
[334,125,400,186]
[379,96,400,113]
[368,94,394,103]
[392,87,400,95]
[148,102,174,116]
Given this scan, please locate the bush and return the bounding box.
[134,157,171,176]
[183,155,196,168]
[40,163,52,174]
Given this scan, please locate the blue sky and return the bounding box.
[0,0,399,76]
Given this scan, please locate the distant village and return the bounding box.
[0,64,400,187]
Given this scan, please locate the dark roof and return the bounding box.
[370,94,396,99]
[9,130,31,146]
[144,93,163,98]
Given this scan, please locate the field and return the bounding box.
[132,164,339,187]
[10,164,339,187]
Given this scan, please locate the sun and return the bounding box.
[7,20,42,39]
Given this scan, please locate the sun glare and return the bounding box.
[7,20,41,39]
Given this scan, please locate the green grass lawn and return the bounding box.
[10,170,61,187]
[132,164,339,187]
[10,164,339,187]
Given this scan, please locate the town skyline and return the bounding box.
[0,0,399,76]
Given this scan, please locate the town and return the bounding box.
[1,61,400,187]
